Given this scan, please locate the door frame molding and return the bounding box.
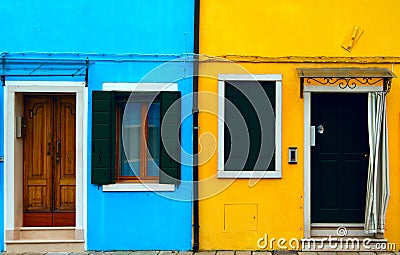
[304,91,312,238]
[3,81,87,245]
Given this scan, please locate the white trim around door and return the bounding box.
[303,89,372,239]
[3,81,87,248]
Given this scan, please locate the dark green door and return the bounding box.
[311,93,369,223]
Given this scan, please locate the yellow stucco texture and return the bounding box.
[200,0,400,57]
[198,1,400,250]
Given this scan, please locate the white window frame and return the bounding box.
[101,82,178,192]
[217,74,282,179]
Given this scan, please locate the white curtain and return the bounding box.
[365,92,390,234]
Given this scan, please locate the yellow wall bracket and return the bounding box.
[342,25,364,52]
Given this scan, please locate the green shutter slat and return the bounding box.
[159,91,181,185]
[91,91,116,185]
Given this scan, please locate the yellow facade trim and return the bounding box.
[215,55,400,64]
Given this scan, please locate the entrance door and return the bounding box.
[311,93,369,223]
[23,95,76,227]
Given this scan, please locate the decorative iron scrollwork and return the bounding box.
[384,78,392,93]
[305,77,384,89]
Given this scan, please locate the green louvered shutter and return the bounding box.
[159,91,181,185]
[91,91,116,185]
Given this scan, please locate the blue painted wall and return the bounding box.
[1,0,194,251]
[1,0,193,54]
[87,61,194,251]
[0,75,4,252]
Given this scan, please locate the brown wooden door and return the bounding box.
[23,95,76,227]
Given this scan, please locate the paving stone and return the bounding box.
[193,252,216,255]
[316,252,337,255]
[68,253,91,255]
[113,252,134,255]
[159,252,179,255]
[298,252,318,255]
[46,253,72,255]
[359,253,377,255]
[252,252,273,255]
[273,251,298,255]
[90,252,115,255]
[178,252,194,255]
[21,253,47,255]
[130,252,160,255]
[235,251,252,255]
[216,252,235,255]
[336,252,358,255]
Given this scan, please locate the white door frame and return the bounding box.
[303,91,312,238]
[3,81,87,245]
[303,86,382,238]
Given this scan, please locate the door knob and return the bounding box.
[364,153,369,158]
[317,125,324,134]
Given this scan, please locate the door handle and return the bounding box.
[310,126,316,147]
[56,140,61,163]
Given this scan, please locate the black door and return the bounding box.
[311,93,369,223]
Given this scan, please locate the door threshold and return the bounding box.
[6,226,83,242]
[311,224,373,238]
[311,223,364,227]
[20,226,76,230]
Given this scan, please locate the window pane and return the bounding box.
[121,102,141,176]
[224,81,276,171]
[147,102,160,177]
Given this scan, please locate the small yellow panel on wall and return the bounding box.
[224,204,258,231]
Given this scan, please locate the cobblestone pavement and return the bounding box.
[2,251,400,255]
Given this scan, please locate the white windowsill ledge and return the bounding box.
[102,183,176,192]
[217,170,282,179]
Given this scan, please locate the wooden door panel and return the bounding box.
[53,212,75,226]
[58,186,76,210]
[24,96,53,213]
[54,96,76,213]
[23,95,76,227]
[23,212,53,227]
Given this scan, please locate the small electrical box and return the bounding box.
[288,147,298,164]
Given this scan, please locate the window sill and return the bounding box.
[217,170,282,179]
[102,183,176,192]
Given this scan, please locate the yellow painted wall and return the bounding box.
[198,0,400,251]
